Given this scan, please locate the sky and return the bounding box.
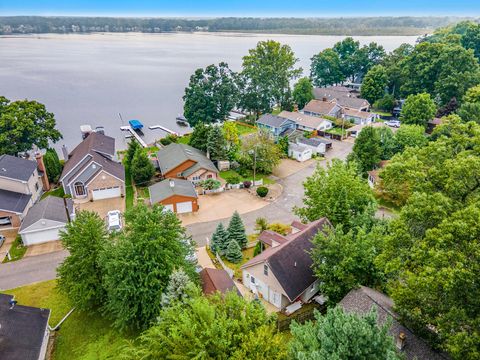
[1,0,479,17]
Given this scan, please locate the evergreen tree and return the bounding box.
[43,148,62,183]
[189,123,211,152]
[211,222,229,255]
[160,269,199,308]
[348,126,382,176]
[125,139,141,167]
[225,239,243,263]
[131,147,155,185]
[227,211,248,249]
[207,125,227,161]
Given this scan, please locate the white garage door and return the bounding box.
[92,186,121,200]
[21,228,62,246]
[163,204,174,212]
[176,201,193,214]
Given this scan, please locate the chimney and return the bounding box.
[62,145,69,160]
[293,104,299,112]
[396,332,406,350]
[35,152,50,191]
[169,179,175,188]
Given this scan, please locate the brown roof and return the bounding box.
[242,218,331,301]
[303,99,338,116]
[291,220,309,231]
[258,230,289,247]
[343,108,376,119]
[340,287,450,360]
[200,268,240,296]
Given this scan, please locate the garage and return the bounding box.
[176,201,193,214]
[163,204,174,212]
[92,186,121,200]
[21,227,63,246]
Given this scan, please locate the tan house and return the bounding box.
[60,132,125,202]
[149,178,199,214]
[156,143,218,185]
[241,218,330,311]
[0,154,47,227]
[313,86,370,111]
[343,108,379,125]
[302,99,343,118]
[278,110,333,133]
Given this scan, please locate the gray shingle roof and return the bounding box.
[256,114,296,129]
[19,196,73,232]
[340,287,450,360]
[297,137,332,147]
[149,178,197,204]
[0,293,50,360]
[0,189,32,214]
[0,155,37,182]
[156,143,218,176]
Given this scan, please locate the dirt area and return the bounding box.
[76,197,126,219]
[24,241,64,257]
[0,228,18,261]
[272,158,318,179]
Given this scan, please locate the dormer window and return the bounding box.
[264,264,268,276]
[74,181,86,197]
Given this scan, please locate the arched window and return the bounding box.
[74,182,86,196]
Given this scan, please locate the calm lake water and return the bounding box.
[0,32,417,153]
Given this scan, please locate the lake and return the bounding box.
[0,32,417,153]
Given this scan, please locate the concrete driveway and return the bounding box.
[76,197,125,219]
[273,158,317,179]
[25,241,64,258]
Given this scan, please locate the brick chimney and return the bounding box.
[35,152,50,191]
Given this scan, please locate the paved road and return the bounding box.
[0,140,352,290]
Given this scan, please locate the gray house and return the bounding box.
[256,114,296,138]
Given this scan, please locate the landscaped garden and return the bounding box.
[220,169,274,185]
[2,236,27,263]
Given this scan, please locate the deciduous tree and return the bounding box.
[400,93,436,127]
[360,65,388,104]
[238,129,281,174]
[292,77,314,109]
[188,122,211,152]
[348,126,382,175]
[310,48,344,87]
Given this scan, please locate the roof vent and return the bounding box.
[1,168,6,172]
[294,261,297,267]
[396,332,406,350]
[169,179,175,188]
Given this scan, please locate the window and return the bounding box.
[192,176,201,181]
[74,182,86,196]
[35,182,39,191]
[264,264,268,276]
[250,276,255,284]
[207,174,213,179]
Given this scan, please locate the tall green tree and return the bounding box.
[239,40,301,118]
[382,43,414,96]
[333,37,361,82]
[188,122,211,152]
[225,239,243,263]
[43,148,63,183]
[349,126,382,176]
[210,222,229,255]
[102,204,196,331]
[125,138,141,167]
[360,65,388,104]
[458,101,480,123]
[131,147,155,185]
[183,62,238,127]
[310,49,344,87]
[394,124,427,152]
[463,84,480,103]
[400,93,436,127]
[0,96,62,155]
[206,125,227,161]
[292,77,314,109]
[57,211,108,311]
[223,121,240,158]
[377,126,397,160]
[227,211,248,249]
[238,129,281,174]
[294,159,376,230]
[160,268,199,308]
[290,307,400,360]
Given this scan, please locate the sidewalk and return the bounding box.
[196,246,216,269]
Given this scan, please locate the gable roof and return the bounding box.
[340,287,450,360]
[0,189,32,214]
[258,230,289,247]
[313,87,370,110]
[297,137,332,147]
[156,143,218,176]
[289,143,309,153]
[19,196,73,232]
[0,155,38,182]
[337,96,370,110]
[149,178,198,204]
[0,293,50,360]
[343,108,376,119]
[242,218,330,301]
[278,111,332,130]
[302,99,339,116]
[200,268,240,296]
[256,114,296,129]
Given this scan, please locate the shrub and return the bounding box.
[200,179,221,190]
[159,137,172,146]
[256,186,269,197]
[226,175,242,185]
[253,241,263,256]
[373,94,395,112]
[267,223,291,236]
[243,180,252,188]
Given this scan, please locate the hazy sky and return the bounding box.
[1,0,479,17]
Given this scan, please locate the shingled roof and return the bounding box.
[0,155,38,182]
[149,178,197,204]
[0,189,32,214]
[256,114,296,129]
[242,218,330,301]
[156,143,218,176]
[200,268,240,296]
[19,196,73,232]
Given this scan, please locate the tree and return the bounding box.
[183,62,238,127]
[278,135,289,156]
[463,84,480,103]
[333,37,361,82]
[290,307,400,360]
[238,129,281,174]
[225,238,243,263]
[311,226,384,304]
[206,125,227,161]
[160,268,199,308]
[377,126,397,160]
[360,65,388,104]
[43,148,62,183]
[400,93,436,127]
[436,97,458,117]
[199,178,221,190]
[394,124,427,152]
[227,211,248,249]
[255,217,268,233]
[382,43,414,96]
[310,48,344,87]
[373,94,396,112]
[124,292,287,359]
[57,211,108,311]
[210,222,229,255]
[348,126,382,176]
[125,138,141,167]
[223,121,240,158]
[131,148,155,185]
[188,122,211,152]
[294,160,376,230]
[0,97,62,155]
[292,77,314,109]
[239,40,301,118]
[458,101,480,123]
[102,204,196,331]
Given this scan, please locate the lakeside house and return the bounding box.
[343,108,378,125]
[302,99,343,118]
[149,178,199,214]
[277,110,333,133]
[256,114,296,139]
[313,86,370,111]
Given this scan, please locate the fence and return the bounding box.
[216,253,234,278]
[202,187,225,195]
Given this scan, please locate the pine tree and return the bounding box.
[207,125,227,161]
[125,139,141,167]
[43,148,63,183]
[227,211,248,249]
[225,239,243,263]
[160,269,197,308]
[131,148,155,185]
[211,223,229,255]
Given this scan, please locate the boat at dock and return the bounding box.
[176,115,189,127]
[128,119,144,134]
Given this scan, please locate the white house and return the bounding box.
[343,108,378,125]
[278,111,333,133]
[296,137,332,155]
[288,143,312,162]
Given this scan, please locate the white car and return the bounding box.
[385,120,401,128]
[106,210,122,232]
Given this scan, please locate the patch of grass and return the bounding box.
[2,236,27,263]
[376,196,401,213]
[136,187,150,200]
[125,166,134,211]
[223,247,255,279]
[326,127,347,136]
[219,169,274,185]
[41,186,65,200]
[271,108,282,115]
[235,122,257,136]
[177,134,191,144]
[5,280,128,360]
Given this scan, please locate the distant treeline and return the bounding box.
[0,16,477,36]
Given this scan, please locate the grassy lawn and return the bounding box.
[326,127,347,136]
[5,280,128,360]
[125,166,134,211]
[136,186,150,200]
[177,134,191,144]
[207,246,256,279]
[2,236,27,263]
[219,169,274,185]
[235,122,257,136]
[376,196,401,213]
[41,186,65,200]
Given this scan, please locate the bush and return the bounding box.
[226,175,242,185]
[373,94,395,112]
[200,179,221,190]
[159,137,172,146]
[267,223,291,236]
[243,180,252,189]
[253,241,263,256]
[256,186,269,197]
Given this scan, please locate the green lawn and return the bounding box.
[219,169,274,185]
[2,236,27,263]
[235,122,257,136]
[137,186,150,200]
[41,186,65,200]
[207,246,255,279]
[5,280,128,360]
[177,134,191,144]
[326,127,347,136]
[125,166,134,210]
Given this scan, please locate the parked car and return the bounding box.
[0,234,5,249]
[106,210,122,232]
[385,120,401,128]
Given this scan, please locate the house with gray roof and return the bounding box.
[149,178,198,214]
[60,132,125,202]
[18,196,74,246]
[156,143,218,186]
[296,136,332,155]
[302,99,343,118]
[314,86,370,111]
[256,114,296,139]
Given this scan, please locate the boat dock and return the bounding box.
[149,125,179,136]
[120,126,148,147]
